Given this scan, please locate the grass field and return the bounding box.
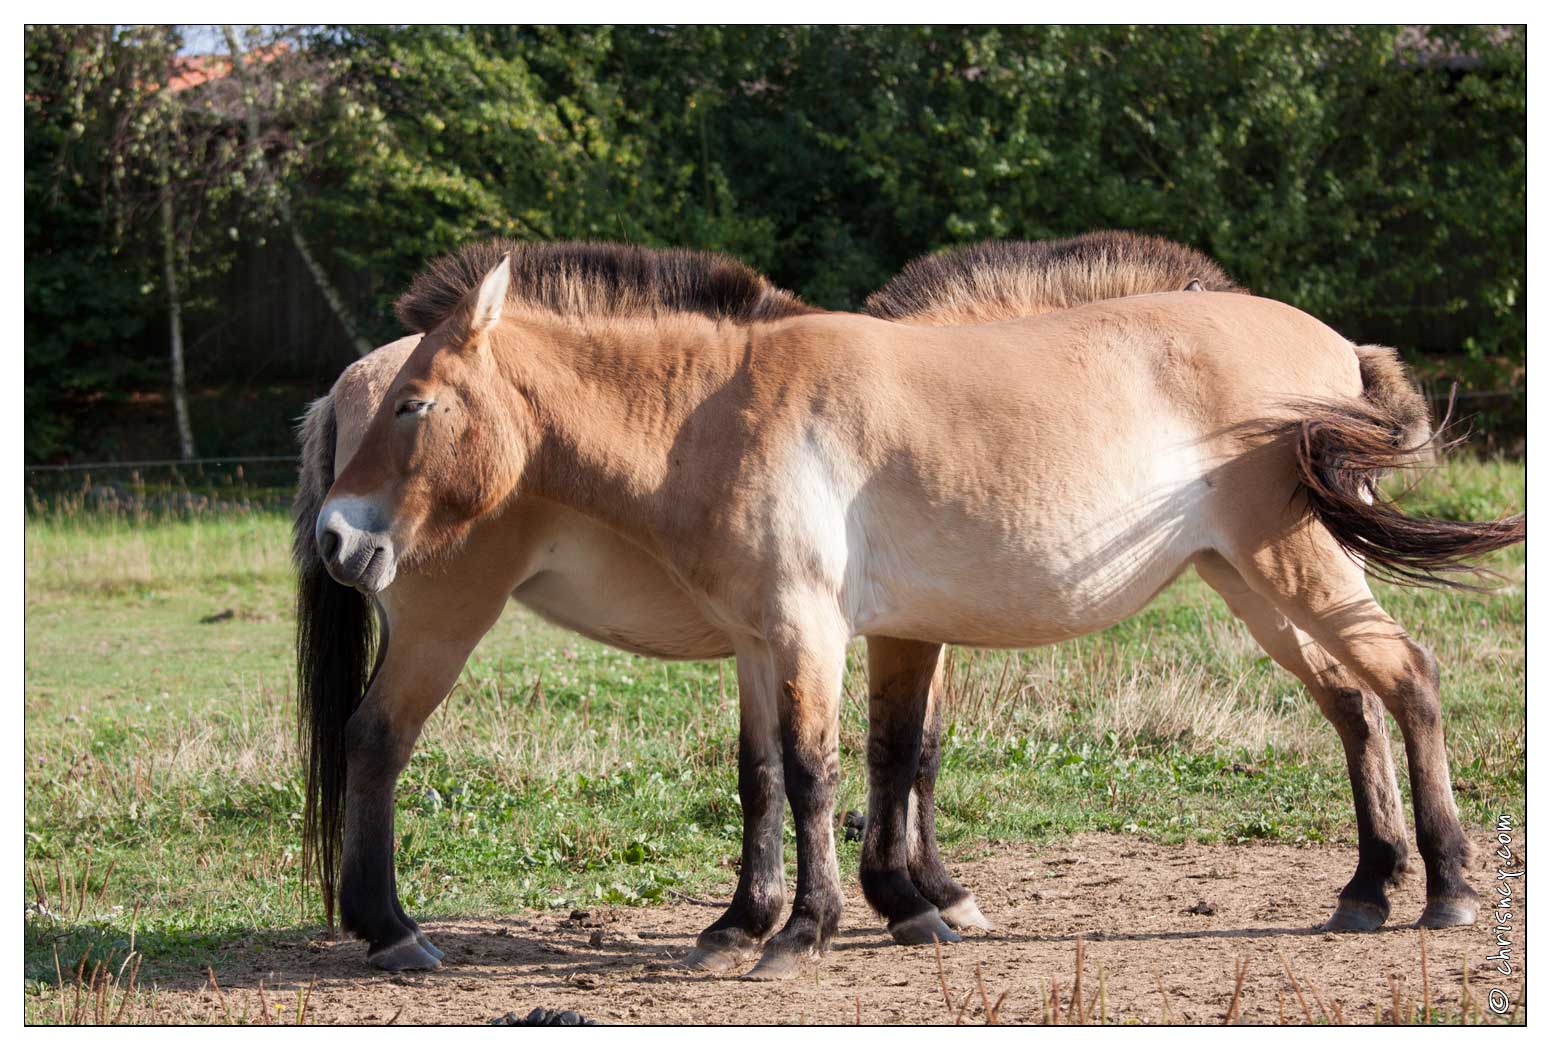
[22,456,1524,1022]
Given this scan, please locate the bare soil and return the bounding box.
[156,831,1525,1025]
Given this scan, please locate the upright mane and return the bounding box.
[864,230,1245,325]
[395,239,818,333]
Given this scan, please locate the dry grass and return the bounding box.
[26,952,319,1026]
[938,643,1325,759]
[920,929,1521,1026]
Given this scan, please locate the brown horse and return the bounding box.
[851,231,1245,922]
[294,235,1238,971]
[297,239,1521,978]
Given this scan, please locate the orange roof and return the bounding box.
[163,42,289,93]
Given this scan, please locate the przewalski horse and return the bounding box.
[298,239,1521,977]
[863,232,1503,939]
[298,245,998,973]
[853,231,1247,927]
[294,247,830,974]
[295,234,1229,974]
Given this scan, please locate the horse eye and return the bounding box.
[396,399,434,417]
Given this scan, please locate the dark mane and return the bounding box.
[864,231,1246,325]
[395,240,817,333]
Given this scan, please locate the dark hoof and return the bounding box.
[416,933,446,961]
[1418,898,1478,928]
[939,895,994,932]
[1323,899,1388,932]
[888,910,961,946]
[741,944,817,981]
[368,934,443,971]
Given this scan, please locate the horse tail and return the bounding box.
[293,392,379,929]
[1352,343,1434,455]
[1285,343,1524,588]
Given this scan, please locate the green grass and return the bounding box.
[23,456,1524,1015]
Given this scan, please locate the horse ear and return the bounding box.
[453,253,512,347]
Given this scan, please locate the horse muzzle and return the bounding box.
[317,498,399,594]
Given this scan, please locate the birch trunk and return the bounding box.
[157,143,196,461]
[222,26,374,358]
[280,201,374,357]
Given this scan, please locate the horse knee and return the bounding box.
[1315,685,1371,735]
[780,747,838,822]
[345,706,414,779]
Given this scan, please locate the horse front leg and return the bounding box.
[743,617,848,980]
[682,652,786,973]
[337,639,470,969]
[339,695,436,969]
[340,582,508,970]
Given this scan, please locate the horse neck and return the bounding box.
[500,312,749,547]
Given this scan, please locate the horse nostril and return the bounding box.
[319,527,342,563]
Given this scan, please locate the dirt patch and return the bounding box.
[152,831,1524,1025]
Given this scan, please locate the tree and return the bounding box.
[25,25,350,460]
[220,24,373,357]
[24,25,1526,461]
[25,27,170,460]
[105,24,244,462]
[295,25,777,334]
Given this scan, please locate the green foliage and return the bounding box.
[24,28,169,459]
[24,26,326,459]
[675,24,1525,355]
[295,25,780,340]
[25,25,1527,461]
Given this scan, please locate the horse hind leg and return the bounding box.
[858,637,959,945]
[886,643,992,931]
[1219,529,1478,928]
[1195,553,1410,930]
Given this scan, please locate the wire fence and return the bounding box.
[23,454,299,473]
[24,455,301,519]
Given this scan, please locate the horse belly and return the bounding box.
[850,442,1213,647]
[513,573,732,660]
[506,509,733,660]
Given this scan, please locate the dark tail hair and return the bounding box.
[293,394,379,929]
[1287,344,1524,589]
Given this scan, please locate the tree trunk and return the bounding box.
[158,145,196,461]
[279,200,375,357]
[222,26,374,357]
